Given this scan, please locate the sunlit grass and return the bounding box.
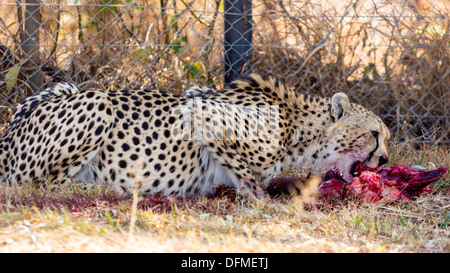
[0,142,448,252]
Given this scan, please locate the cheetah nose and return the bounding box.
[378,155,389,167]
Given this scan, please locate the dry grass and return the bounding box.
[0,142,448,253]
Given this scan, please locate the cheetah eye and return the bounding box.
[371,131,379,138]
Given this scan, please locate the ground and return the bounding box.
[0,142,448,253]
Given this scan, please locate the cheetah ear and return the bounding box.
[330,92,350,121]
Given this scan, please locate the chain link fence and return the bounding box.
[0,0,449,145]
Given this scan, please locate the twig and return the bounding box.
[179,0,210,27]
[287,0,361,78]
[47,0,61,64]
[276,1,311,47]
[127,182,141,243]
[111,0,137,39]
[76,4,83,43]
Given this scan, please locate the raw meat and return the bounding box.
[267,164,448,203]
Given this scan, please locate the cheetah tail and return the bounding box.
[288,174,323,205]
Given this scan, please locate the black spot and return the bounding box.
[68,145,76,153]
[153,179,160,187]
[43,121,51,130]
[118,160,127,168]
[178,179,185,187]
[160,143,167,150]
[312,151,318,159]
[87,103,94,111]
[116,110,125,119]
[86,91,96,98]
[73,102,81,110]
[48,125,57,135]
[78,115,86,123]
[95,125,104,136]
[66,117,74,125]
[168,180,174,187]
[39,114,47,123]
[122,143,130,151]
[88,121,95,131]
[58,110,67,119]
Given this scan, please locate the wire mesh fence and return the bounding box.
[0,0,449,145]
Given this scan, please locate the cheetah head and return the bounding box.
[324,93,390,182]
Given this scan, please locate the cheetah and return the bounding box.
[0,73,390,200]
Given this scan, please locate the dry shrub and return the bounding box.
[0,0,448,143]
[252,0,449,144]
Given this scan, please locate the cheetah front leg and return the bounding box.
[204,142,268,200]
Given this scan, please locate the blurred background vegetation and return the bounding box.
[0,0,448,144]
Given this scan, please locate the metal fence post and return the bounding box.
[16,0,45,93]
[224,0,252,85]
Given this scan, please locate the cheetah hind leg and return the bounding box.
[39,92,115,186]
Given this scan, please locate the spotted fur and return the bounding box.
[0,74,390,199]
